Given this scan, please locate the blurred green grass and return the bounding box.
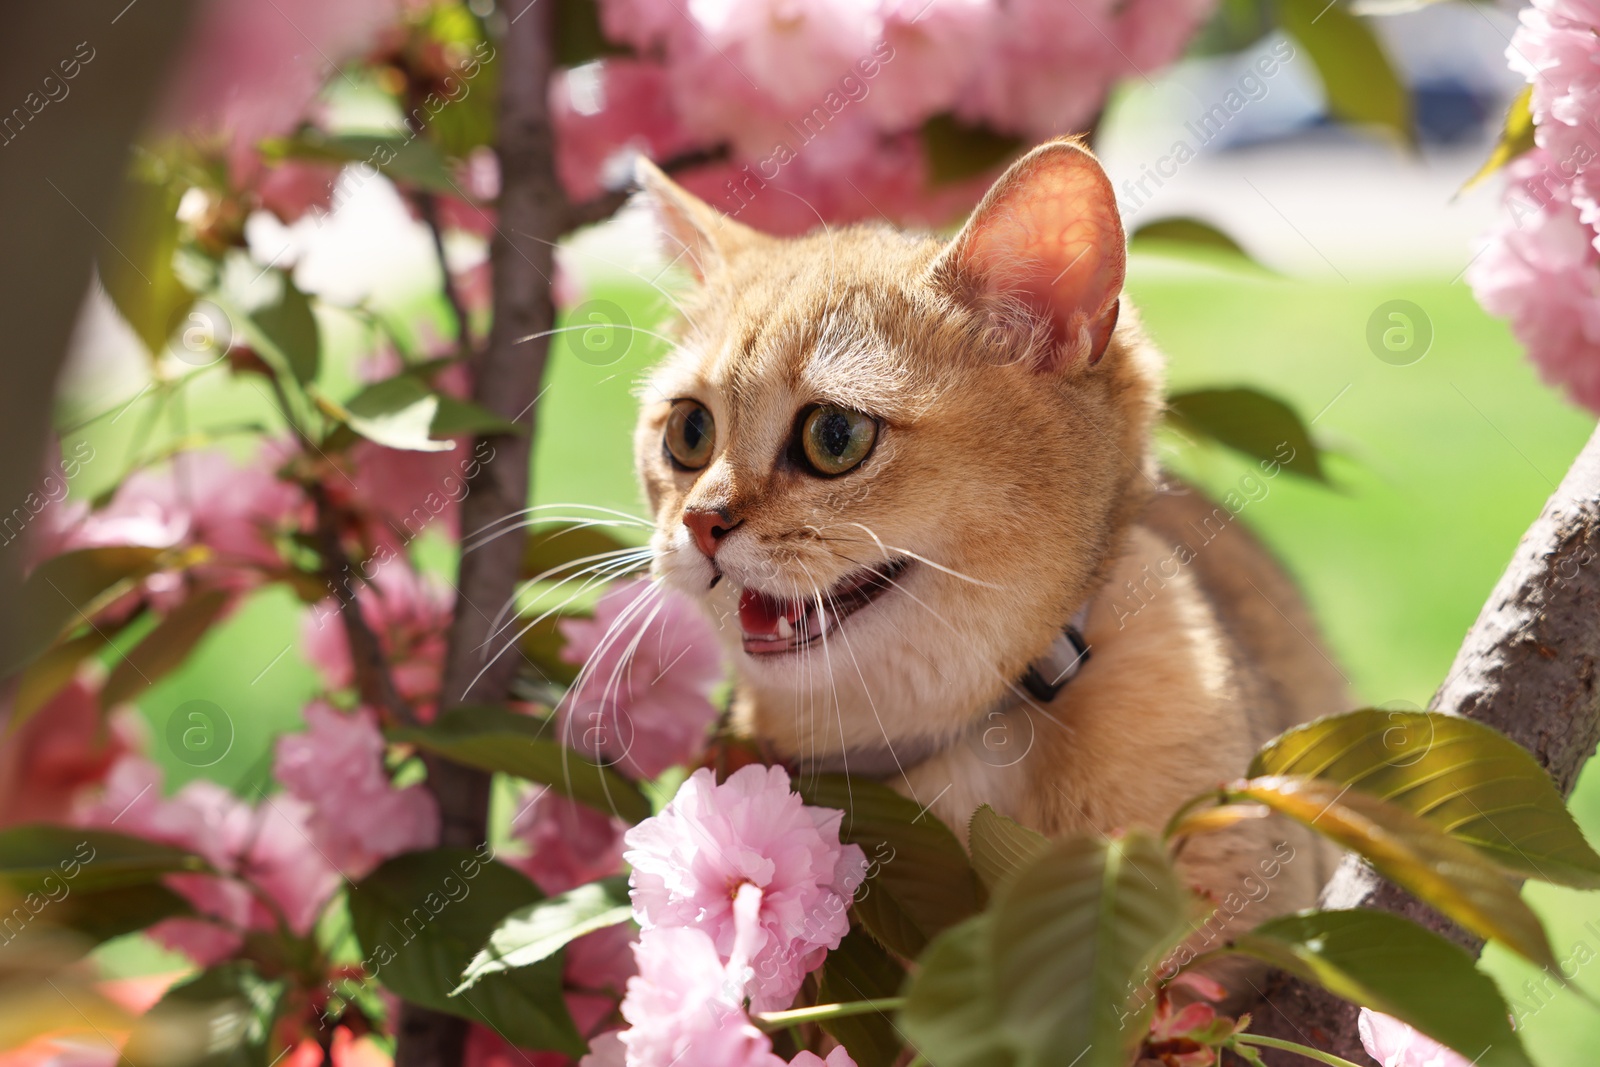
[74,256,1600,1063]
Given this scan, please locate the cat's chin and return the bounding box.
[734,558,911,657]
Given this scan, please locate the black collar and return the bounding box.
[797,606,1092,779]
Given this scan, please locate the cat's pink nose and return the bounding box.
[683,508,740,558]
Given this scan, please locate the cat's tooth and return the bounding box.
[776,615,792,640]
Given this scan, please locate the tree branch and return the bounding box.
[562,145,729,231]
[415,190,473,351]
[307,480,414,727]
[393,3,562,1066]
[1241,423,1600,1064]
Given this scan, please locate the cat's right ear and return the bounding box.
[928,138,1126,372]
[634,157,762,280]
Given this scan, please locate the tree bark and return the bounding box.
[1243,423,1600,1064]
[393,5,563,1067]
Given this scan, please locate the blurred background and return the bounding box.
[8,0,1600,1063]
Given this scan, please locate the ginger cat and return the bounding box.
[631,139,1346,942]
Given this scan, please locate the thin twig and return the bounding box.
[307,480,414,728]
[415,190,473,351]
[562,145,730,230]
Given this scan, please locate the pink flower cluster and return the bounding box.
[303,562,453,711]
[274,701,440,878]
[557,580,724,780]
[554,0,1216,233]
[74,705,436,967]
[1358,1010,1472,1067]
[37,447,300,611]
[592,765,867,1066]
[1468,0,1600,412]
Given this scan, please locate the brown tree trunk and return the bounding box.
[393,5,563,1067]
[1243,423,1600,1063]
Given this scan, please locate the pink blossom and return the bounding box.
[616,883,783,1067]
[274,702,440,878]
[510,787,626,896]
[158,0,400,173]
[0,681,139,828]
[624,765,868,1012]
[302,562,451,709]
[567,921,639,999]
[558,580,724,781]
[1509,0,1600,169]
[40,448,299,610]
[256,161,341,224]
[787,1051,858,1067]
[78,755,341,960]
[1467,150,1600,412]
[552,60,700,203]
[343,439,473,547]
[1358,1010,1472,1067]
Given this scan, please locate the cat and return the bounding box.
[630,137,1347,945]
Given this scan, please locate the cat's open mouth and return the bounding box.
[736,559,910,655]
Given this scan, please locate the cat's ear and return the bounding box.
[930,138,1126,370]
[635,157,763,280]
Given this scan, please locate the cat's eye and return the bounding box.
[800,405,878,476]
[664,399,716,469]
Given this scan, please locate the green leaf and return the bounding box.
[517,613,581,687]
[901,915,1012,1067]
[390,706,652,823]
[100,172,194,358]
[458,875,632,992]
[123,962,287,1067]
[0,826,206,892]
[555,0,630,66]
[4,545,171,676]
[817,929,908,1067]
[921,114,1025,186]
[522,522,636,584]
[224,264,320,384]
[989,833,1191,1067]
[968,806,1049,893]
[1228,776,1559,971]
[103,588,232,708]
[903,832,1193,1067]
[345,373,519,441]
[1129,217,1270,272]
[1251,708,1600,889]
[1462,85,1537,194]
[1273,0,1412,143]
[10,631,110,732]
[338,375,455,453]
[38,883,192,953]
[1165,387,1327,482]
[349,849,584,1055]
[431,393,521,437]
[1230,910,1533,1067]
[275,131,457,193]
[797,776,981,958]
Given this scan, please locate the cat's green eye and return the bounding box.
[801,405,878,476]
[664,399,716,469]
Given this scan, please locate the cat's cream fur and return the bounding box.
[631,140,1346,938]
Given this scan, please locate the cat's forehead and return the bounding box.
[649,227,952,420]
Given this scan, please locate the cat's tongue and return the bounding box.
[737,587,802,638]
